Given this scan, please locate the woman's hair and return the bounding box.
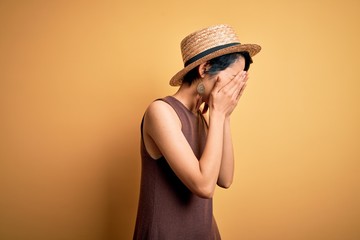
[182,51,253,85]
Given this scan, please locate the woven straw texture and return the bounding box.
[170,24,261,86]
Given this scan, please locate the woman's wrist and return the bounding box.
[209,110,226,124]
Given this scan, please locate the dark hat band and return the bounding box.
[184,42,240,67]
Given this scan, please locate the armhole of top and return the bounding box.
[154,97,183,129]
[141,98,181,160]
[141,98,166,141]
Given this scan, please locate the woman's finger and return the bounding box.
[237,82,247,99]
[221,71,247,94]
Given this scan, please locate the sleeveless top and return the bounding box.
[133,96,221,240]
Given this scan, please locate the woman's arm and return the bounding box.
[217,70,248,188]
[217,117,234,188]
[145,78,241,199]
[145,99,225,199]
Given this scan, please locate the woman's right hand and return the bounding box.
[209,70,248,118]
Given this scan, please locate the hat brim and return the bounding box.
[169,44,261,86]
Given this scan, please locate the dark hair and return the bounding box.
[182,51,253,85]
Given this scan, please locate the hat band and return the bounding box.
[184,42,240,67]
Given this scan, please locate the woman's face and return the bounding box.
[202,56,246,102]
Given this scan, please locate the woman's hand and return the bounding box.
[209,70,249,118]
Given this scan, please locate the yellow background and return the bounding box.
[1,0,359,239]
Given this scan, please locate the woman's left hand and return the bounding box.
[217,70,249,117]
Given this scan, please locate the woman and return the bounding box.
[133,24,261,239]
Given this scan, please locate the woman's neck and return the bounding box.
[173,84,203,114]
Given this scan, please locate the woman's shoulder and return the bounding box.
[144,98,181,128]
[146,98,172,116]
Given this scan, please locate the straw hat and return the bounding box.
[169,24,261,86]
